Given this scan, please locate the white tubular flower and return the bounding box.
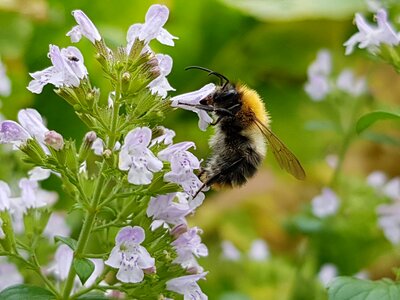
[28,167,51,181]
[318,263,338,287]
[0,181,11,211]
[105,226,155,283]
[344,9,400,55]
[221,240,241,261]
[67,10,101,43]
[248,239,270,261]
[166,272,208,300]
[311,188,340,218]
[0,259,24,290]
[119,127,163,185]
[336,69,367,97]
[27,45,88,94]
[126,4,178,51]
[0,218,4,239]
[304,49,332,101]
[171,83,215,131]
[148,54,175,98]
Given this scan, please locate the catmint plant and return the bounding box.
[0,5,210,299]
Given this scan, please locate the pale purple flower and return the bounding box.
[0,58,11,97]
[325,154,338,169]
[318,263,338,287]
[147,193,191,230]
[221,240,241,261]
[366,170,387,189]
[166,272,208,300]
[344,9,400,55]
[158,142,206,205]
[126,4,178,53]
[0,121,30,147]
[382,177,400,200]
[150,126,175,147]
[18,108,49,144]
[171,84,215,131]
[67,10,101,44]
[0,259,23,291]
[248,239,270,261]
[16,178,58,211]
[44,213,71,240]
[49,244,74,281]
[304,50,332,101]
[0,218,4,239]
[92,138,104,156]
[0,181,11,211]
[119,127,163,185]
[28,167,51,181]
[148,54,175,98]
[105,226,155,283]
[336,69,367,97]
[311,188,340,218]
[172,227,208,270]
[27,45,88,94]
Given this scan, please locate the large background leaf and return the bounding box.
[0,285,55,300]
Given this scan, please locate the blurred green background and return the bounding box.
[1,0,400,299]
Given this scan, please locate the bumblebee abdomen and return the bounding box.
[201,129,265,188]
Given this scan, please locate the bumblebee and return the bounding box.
[180,66,306,196]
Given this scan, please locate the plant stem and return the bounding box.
[62,75,122,299]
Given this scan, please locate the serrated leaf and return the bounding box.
[356,111,400,134]
[328,277,400,300]
[0,284,55,300]
[74,258,95,285]
[54,235,77,250]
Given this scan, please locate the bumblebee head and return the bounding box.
[185,66,241,111]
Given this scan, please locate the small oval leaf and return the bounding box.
[0,284,55,300]
[74,258,95,285]
[356,111,400,134]
[329,277,400,300]
[54,235,77,250]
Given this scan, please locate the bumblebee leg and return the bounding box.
[176,102,234,116]
[192,158,244,199]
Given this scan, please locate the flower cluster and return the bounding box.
[311,188,340,218]
[344,9,400,55]
[221,239,270,262]
[304,49,367,101]
[0,4,210,299]
[368,171,400,244]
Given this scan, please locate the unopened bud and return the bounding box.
[147,56,160,79]
[103,149,112,158]
[122,72,131,82]
[79,131,97,162]
[44,130,64,151]
[143,266,157,274]
[170,223,188,239]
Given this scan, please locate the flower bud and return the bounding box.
[143,265,157,274]
[44,131,64,151]
[103,149,112,158]
[79,131,97,162]
[170,223,188,239]
[121,72,131,93]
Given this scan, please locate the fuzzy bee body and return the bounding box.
[200,84,268,188]
[181,66,305,195]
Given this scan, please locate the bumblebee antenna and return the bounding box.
[185,66,229,87]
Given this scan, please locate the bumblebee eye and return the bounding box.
[215,89,237,102]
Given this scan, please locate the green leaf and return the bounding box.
[221,0,365,21]
[328,277,400,300]
[73,258,95,285]
[356,111,400,134]
[0,284,55,300]
[54,235,77,250]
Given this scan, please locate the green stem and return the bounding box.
[62,75,122,299]
[31,253,61,298]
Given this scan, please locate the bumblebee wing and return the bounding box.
[254,117,306,180]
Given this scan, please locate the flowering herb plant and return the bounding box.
[0,5,211,299]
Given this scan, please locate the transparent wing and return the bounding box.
[254,117,306,180]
